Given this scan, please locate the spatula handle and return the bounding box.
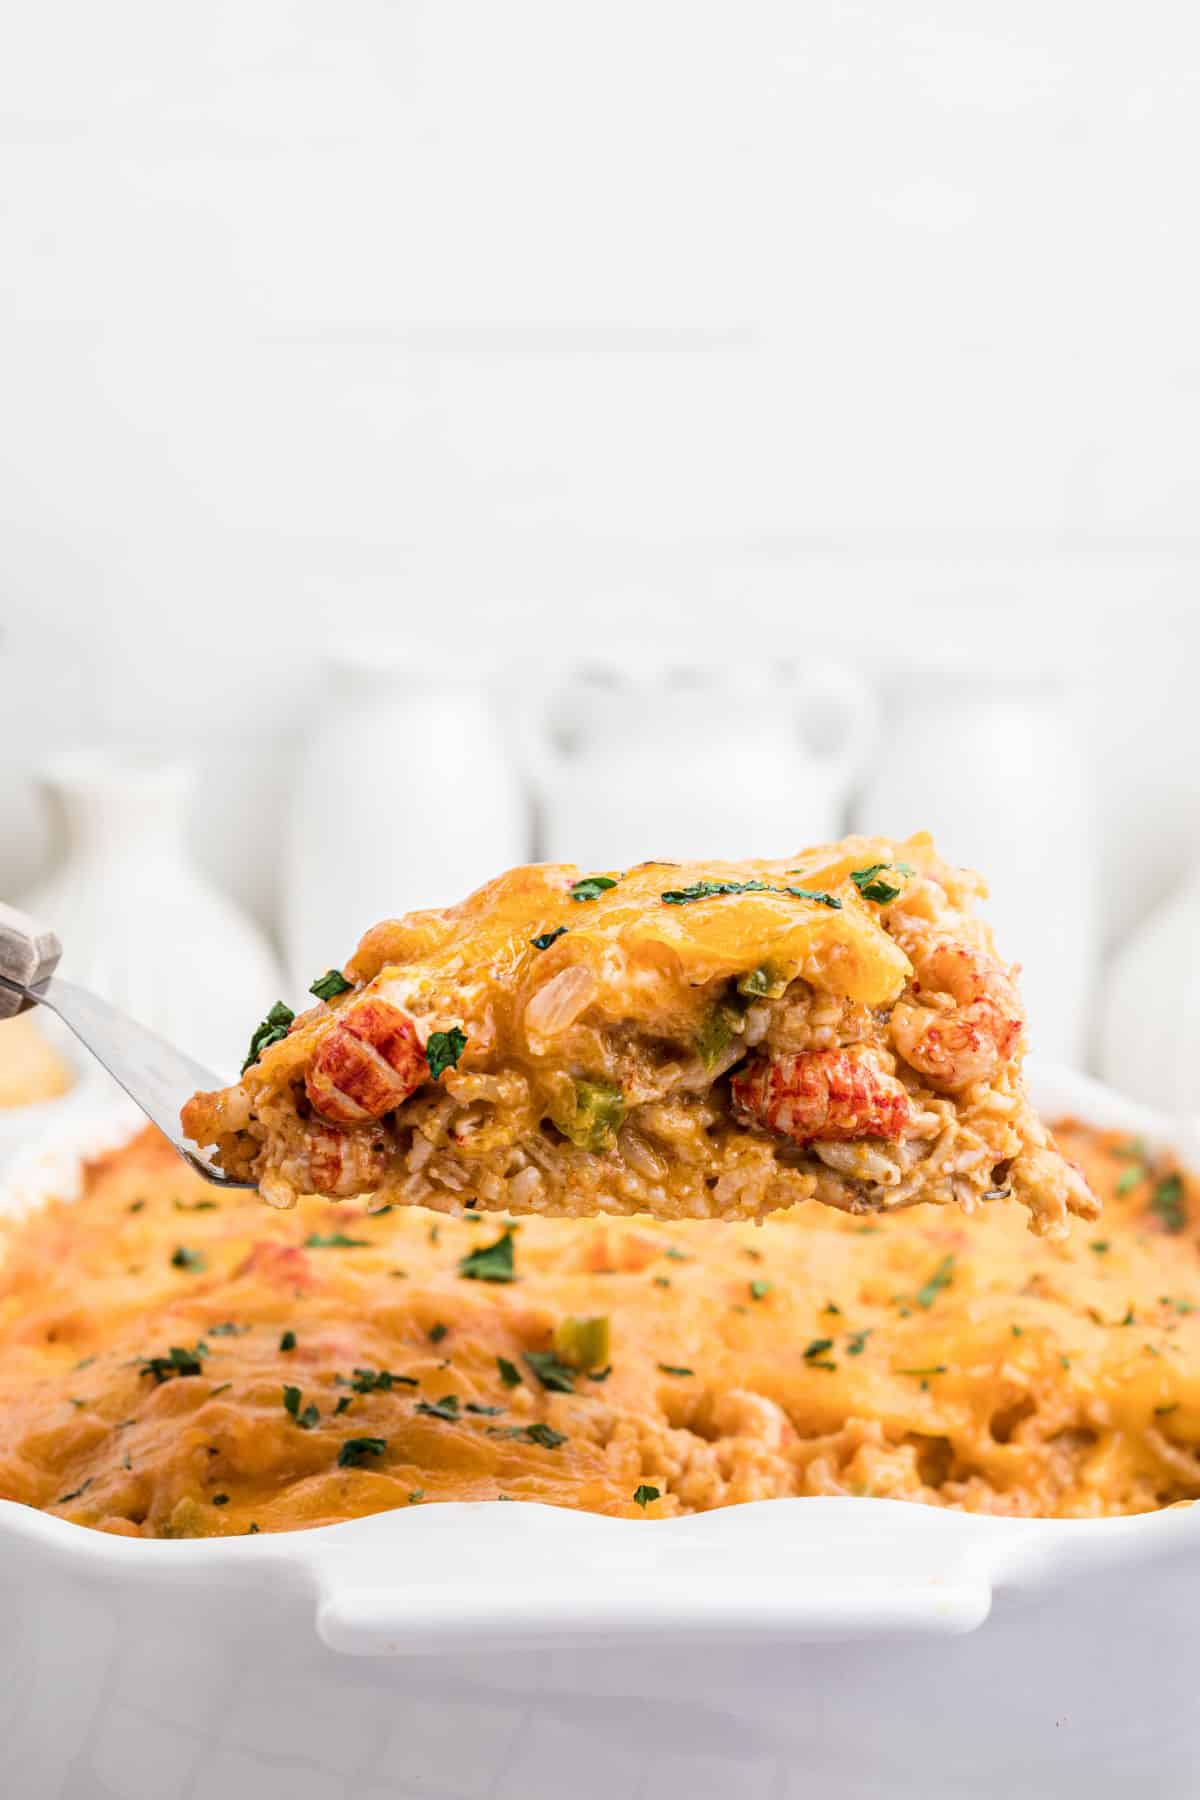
[0,902,62,1021]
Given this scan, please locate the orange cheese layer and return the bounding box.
[0,1120,1193,1537]
[182,834,1093,1236]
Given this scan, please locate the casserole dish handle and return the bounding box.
[310,1502,994,1656]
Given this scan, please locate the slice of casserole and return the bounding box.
[182,835,1097,1237]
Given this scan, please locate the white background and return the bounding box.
[1,2,1198,968]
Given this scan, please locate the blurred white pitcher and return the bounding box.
[22,750,283,1081]
[282,655,527,992]
[522,662,875,868]
[852,668,1098,1069]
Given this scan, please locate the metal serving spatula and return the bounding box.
[0,899,255,1187]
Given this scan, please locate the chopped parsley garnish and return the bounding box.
[340,1367,418,1393]
[337,1437,387,1468]
[749,1279,772,1301]
[416,1395,460,1422]
[490,1422,567,1450]
[849,864,905,904]
[1161,1296,1196,1315]
[803,1338,834,1360]
[304,1231,369,1249]
[334,1396,353,1415]
[587,1365,613,1382]
[845,1329,872,1356]
[309,968,353,1001]
[208,1321,248,1337]
[282,1385,319,1429]
[127,1199,146,1213]
[1151,1173,1187,1234]
[247,1522,260,1534]
[653,1275,671,1289]
[55,1481,92,1505]
[170,1245,206,1273]
[139,1342,208,1383]
[210,1381,232,1396]
[241,1001,295,1074]
[531,926,568,951]
[1089,1240,1110,1255]
[458,1229,516,1284]
[428,1323,448,1345]
[426,1027,468,1081]
[174,1197,218,1212]
[897,1365,948,1377]
[212,1493,229,1506]
[1115,1165,1146,1195]
[664,1247,692,1262]
[915,1254,955,1309]
[408,1489,426,1503]
[279,1330,296,1352]
[524,1350,577,1393]
[657,1363,694,1377]
[780,886,842,909]
[73,1355,97,1371]
[570,875,619,903]
[633,1484,660,1509]
[661,879,772,906]
[497,1355,522,1388]
[1155,1403,1180,1417]
[1119,1306,1136,1327]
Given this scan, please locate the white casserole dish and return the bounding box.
[2,1062,1198,1800]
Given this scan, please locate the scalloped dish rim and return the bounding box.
[2,1058,1199,1622]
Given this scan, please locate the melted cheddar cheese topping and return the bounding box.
[0,1119,1192,1534]
[183,834,1094,1235]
